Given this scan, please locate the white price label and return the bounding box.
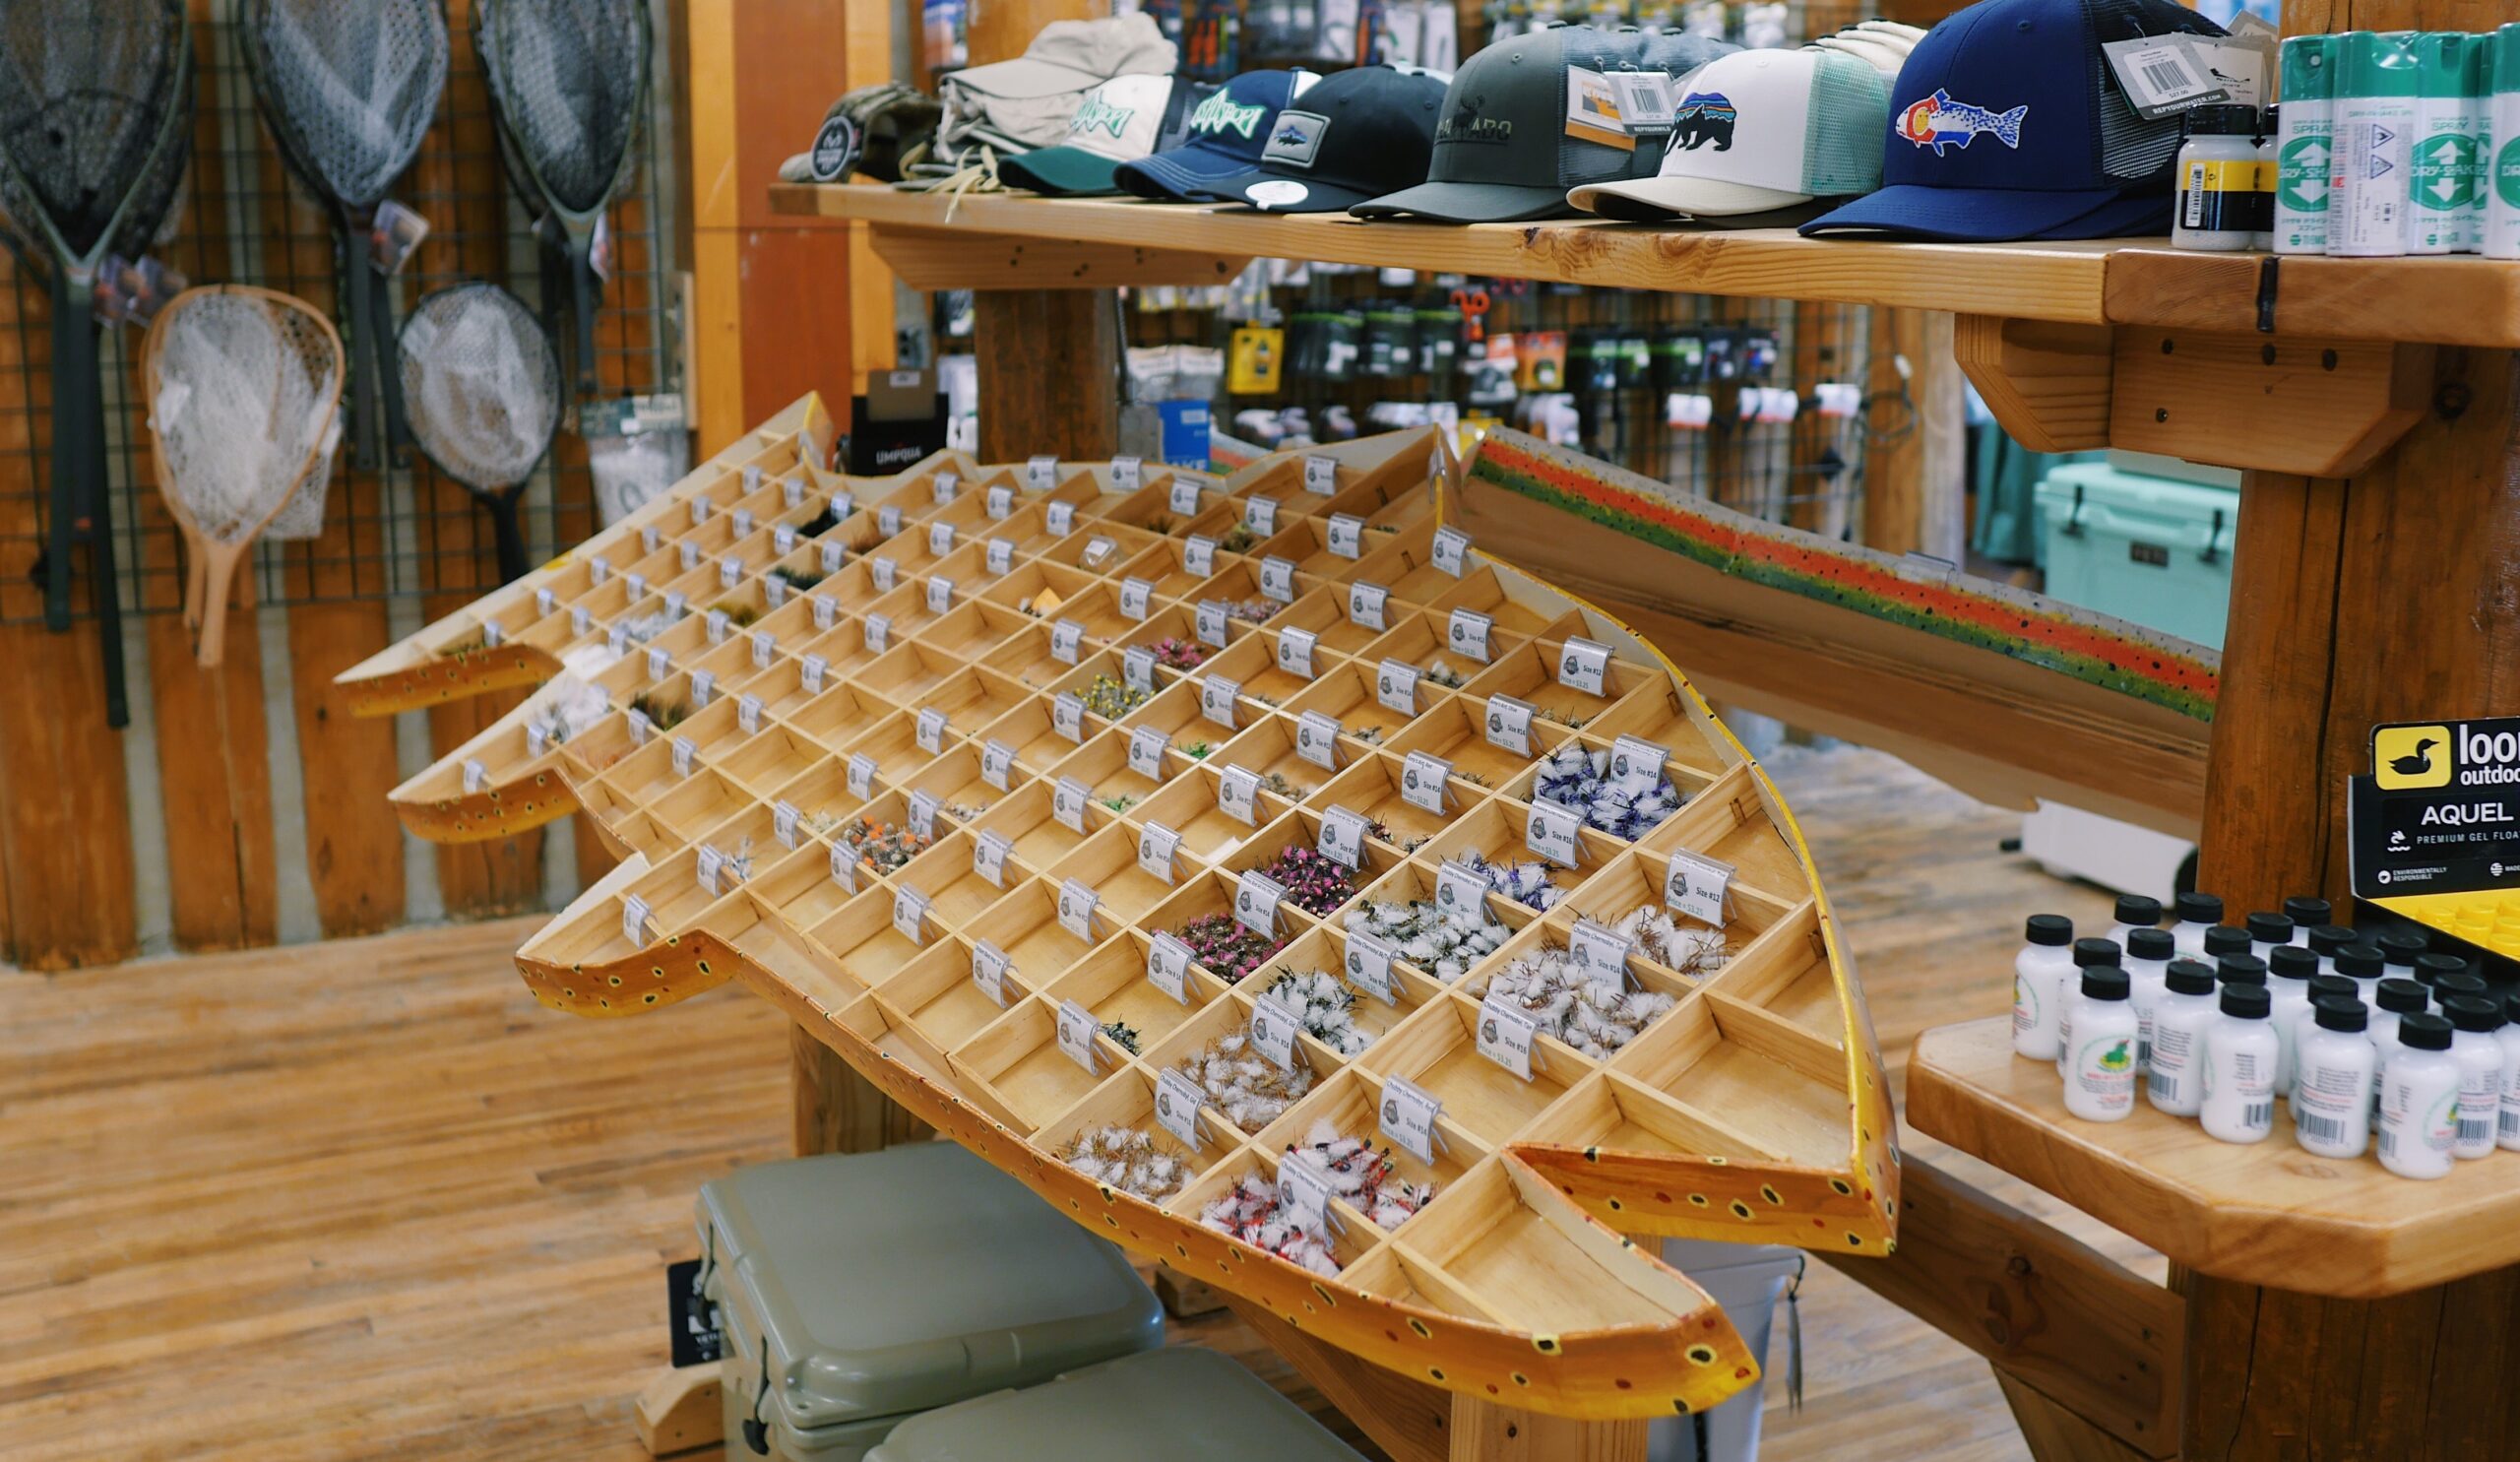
[1121,645,1157,693]
[764,576,788,611]
[1110,456,1142,492]
[665,590,687,620]
[732,508,754,539]
[689,669,716,708]
[1154,1067,1207,1149]
[1435,859,1488,922]
[1447,607,1493,663]
[862,613,891,655]
[571,605,591,638]
[1276,625,1316,678]
[1380,1076,1443,1165]
[1484,694,1536,756]
[751,630,776,669]
[1375,658,1419,717]
[1476,991,1541,1080]
[974,829,1013,888]
[1278,1155,1336,1232]
[461,757,487,795]
[1568,919,1635,991]
[925,576,953,615]
[626,708,653,746]
[869,556,897,593]
[1200,675,1239,730]
[1147,931,1194,1004]
[1294,710,1343,771]
[481,617,503,649]
[607,622,631,657]
[1053,777,1093,833]
[1556,637,1613,698]
[1327,514,1365,560]
[670,734,697,778]
[774,799,801,850]
[774,523,796,556]
[1168,476,1203,516]
[1056,878,1102,942]
[820,540,846,576]
[1127,725,1168,781]
[985,539,1015,575]
[812,593,840,633]
[972,939,1011,1007]
[1400,751,1453,815]
[831,491,855,522]
[1050,619,1085,665]
[783,475,804,509]
[1260,556,1297,604]
[847,753,877,799]
[526,723,548,757]
[980,738,1016,792]
[1027,456,1058,491]
[736,693,763,735]
[828,841,858,893]
[926,521,955,557]
[1119,577,1155,621]
[800,653,828,694]
[719,555,742,591]
[697,845,726,898]
[536,586,556,617]
[1242,495,1279,537]
[1663,850,1735,927]
[877,505,902,539]
[1345,928,1398,1004]
[1218,764,1261,826]
[590,554,611,586]
[1233,870,1287,938]
[915,706,948,754]
[1347,582,1389,633]
[624,571,648,603]
[704,609,729,646]
[1302,454,1339,495]
[907,789,942,841]
[892,885,931,946]
[1250,992,1304,1072]
[1527,797,1585,866]
[743,465,762,496]
[985,483,1013,520]
[1195,600,1229,649]
[1318,805,1369,870]
[932,473,959,507]
[621,893,652,948]
[1052,691,1086,743]
[1183,535,1216,578]
[689,498,711,529]
[1137,822,1183,884]
[1606,735,1669,798]
[1432,526,1472,578]
[1046,500,1077,536]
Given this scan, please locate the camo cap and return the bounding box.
[1803,0,2225,240]
[1115,69,1320,201]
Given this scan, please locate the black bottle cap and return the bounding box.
[2306,974,2359,1004]
[2307,923,2358,956]
[2267,945,2318,982]
[2183,101,2260,136]
[2175,891,2226,925]
[2334,947,2384,980]
[2506,990,2520,1028]
[2072,936,2122,968]
[2445,994,2504,1034]
[2125,927,2176,963]
[2081,967,2130,1001]
[2377,931,2429,968]
[2024,914,2074,947]
[2398,1012,2453,1052]
[2216,953,2268,985]
[2111,894,2163,928]
[2284,896,2333,926]
[2166,959,2217,996]
[2203,925,2252,957]
[2312,996,2368,1034]
[2246,912,2295,944]
[2375,978,2429,1014]
[2221,983,2271,1019]
[2414,952,2470,985]
[2433,973,2488,1003]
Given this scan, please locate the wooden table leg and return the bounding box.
[790,1020,926,1157]
[973,289,1119,463]
[1446,1396,1646,1462]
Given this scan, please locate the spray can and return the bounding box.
[2488,23,2520,259]
[2332,32,2421,258]
[2410,33,2480,254]
[2275,37,2335,255]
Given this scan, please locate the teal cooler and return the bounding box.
[2033,458,2237,649]
[699,1144,1164,1461]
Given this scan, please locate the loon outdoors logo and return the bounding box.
[1440,95,1513,146]
[1262,110,1328,169]
[1068,93,1137,140]
[1896,89,2027,155]
[807,111,862,183]
[1188,93,1267,140]
[2350,716,2520,900]
[1671,93,1736,152]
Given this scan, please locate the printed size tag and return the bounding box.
[812,593,839,632]
[697,846,726,898]
[765,577,788,611]
[719,555,742,591]
[690,669,717,708]
[1183,535,1217,578]
[1168,476,1204,516]
[1154,1067,1207,1149]
[1147,931,1194,1004]
[1485,694,1536,755]
[625,571,649,603]
[1027,456,1058,491]
[621,894,653,948]
[775,523,797,556]
[773,798,801,851]
[1053,777,1093,833]
[1050,619,1085,666]
[1400,750,1453,815]
[926,522,955,558]
[1447,607,1493,663]
[665,590,688,620]
[1557,637,1613,697]
[1476,991,1541,1079]
[1294,710,1343,771]
[863,613,891,655]
[1435,858,1488,921]
[1137,821,1183,884]
[1606,735,1669,798]
[985,483,1013,520]
[1109,455,1142,492]
[1278,1154,1336,1231]
[1380,1076,1443,1165]
[831,491,854,521]
[590,554,611,585]
[751,630,776,669]
[1302,455,1338,495]
[915,706,949,755]
[931,473,958,507]
[1127,725,1168,781]
[481,618,504,650]
[974,829,1012,888]
[671,734,698,779]
[1243,496,1279,538]
[1056,878,1102,942]
[1195,601,1229,649]
[1260,556,1297,604]
[1119,577,1155,621]
[736,693,763,735]
[908,790,942,841]
[820,540,847,576]
[828,840,858,893]
[1276,626,1316,678]
[743,465,763,497]
[462,758,487,795]
[1052,692,1086,743]
[526,724,548,758]
[1318,805,1369,870]
[972,939,1011,1007]
[1233,870,1287,938]
[1568,919,1635,991]
[641,524,662,556]
[626,708,653,747]
[925,577,953,615]
[606,622,632,658]
[980,738,1016,792]
[1122,646,1157,694]
[1327,514,1365,560]
[784,476,805,509]
[1346,928,1398,1004]
[869,556,898,594]
[732,507,754,540]
[1527,796,1585,866]
[1218,764,1261,826]
[986,539,1015,575]
[847,752,878,800]
[1046,500,1077,536]
[800,653,828,694]
[878,505,903,539]
[1347,582,1389,632]
[1376,658,1419,717]
[1250,992,1304,1072]
[572,605,592,638]
[1201,675,1240,730]
[1664,850,1735,926]
[536,586,556,617]
[892,885,931,945]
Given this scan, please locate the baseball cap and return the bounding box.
[1352,26,1664,223]
[946,13,1174,99]
[1809,22,1923,76]
[1802,0,2226,241]
[1204,66,1449,214]
[1115,69,1320,201]
[999,73,1214,195]
[1570,47,1889,223]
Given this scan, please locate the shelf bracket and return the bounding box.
[1955,314,2434,477]
[868,224,1250,292]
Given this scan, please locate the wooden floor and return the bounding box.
[6,745,2137,1461]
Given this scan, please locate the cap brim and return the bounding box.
[1800,182,2169,242]
[1202,168,1381,214]
[1114,146,1251,201]
[999,146,1127,196]
[1349,180,1578,223]
[1569,174,1814,222]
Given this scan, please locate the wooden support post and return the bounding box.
[1448,1396,1646,1462]
[790,1020,928,1157]
[635,1361,724,1456]
[975,289,1121,464]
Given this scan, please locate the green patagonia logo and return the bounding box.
[2279,135,2330,213]
[2410,131,2481,209]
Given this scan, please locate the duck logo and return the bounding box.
[1896,89,2027,155]
[2375,724,2454,790]
[1671,93,1736,152]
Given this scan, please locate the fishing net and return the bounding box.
[148,288,344,545]
[400,283,560,584]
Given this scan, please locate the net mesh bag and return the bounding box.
[399,283,559,492]
[245,0,448,208]
[148,288,344,545]
[478,0,647,214]
[0,1,187,258]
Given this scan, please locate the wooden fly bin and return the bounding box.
[746,839,875,948]
[1105,676,1209,765]
[1212,713,1334,806]
[1248,511,1377,582]
[1316,751,1471,857]
[854,637,971,713]
[1461,638,1651,737]
[1395,1159,1717,1336]
[1244,923,1446,1066]
[898,667,1030,747]
[1170,1145,1382,1271]
[1262,1065,1491,1202]
[1116,538,1241,603]
[1635,763,1807,898]
[895,744,1005,826]
[856,578,952,647]
[1360,605,1529,693]
[1194,630,1334,715]
[1356,993,1588,1148]
[1043,927,1234,1057]
[1145,868,1304,986]
[1194,557,1328,629]
[1246,806,1403,918]
[1267,582,1385,661]
[1128,763,1292,866]
[1691,902,1853,1054]
[973,613,1090,692]
[1345,519,1446,607]
[1059,577,1174,646]
[648,766,762,849]
[1417,797,1615,914]
[916,599,1031,664]
[1460,919,1695,1067]
[1491,732,1715,850]
[960,876,1108,993]
[1096,479,1239,541]
[1032,525,1149,581]
[1031,1065,1226,1205]
[808,883,946,992]
[714,724,829,803]
[948,995,1126,1134]
[1549,847,1789,985]
[1426,563,1585,641]
[1107,604,1206,682]
[1345,858,1538,986]
[967,779,1108,882]
[1285,656,1443,751]
[1042,821,1194,928]
[1610,995,1861,1176]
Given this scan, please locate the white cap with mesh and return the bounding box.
[1567,47,1888,222]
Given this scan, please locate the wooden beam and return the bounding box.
[1995,1370,2162,1462]
[2111,331,2432,477]
[975,290,1120,463]
[870,224,1250,292]
[1222,1295,1451,1462]
[790,1020,928,1157]
[1448,1396,1646,1461]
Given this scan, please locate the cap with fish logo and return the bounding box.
[1193,65,1450,215]
[1113,69,1322,200]
[1802,0,2229,241]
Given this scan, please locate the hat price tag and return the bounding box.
[1168,476,1204,516]
[828,840,859,894]
[1485,693,1537,755]
[1527,796,1586,866]
[1110,455,1142,492]
[1250,991,1305,1073]
[2102,34,2230,121]
[1183,535,1217,578]
[1234,869,1288,938]
[984,483,1014,520]
[1375,658,1419,717]
[800,652,829,694]
[1302,455,1339,495]
[915,706,949,754]
[891,884,931,946]
[1050,619,1085,665]
[1243,496,1279,537]
[1046,499,1078,536]
[1137,821,1184,884]
[620,893,653,948]
[1195,600,1229,649]
[1664,849,1735,926]
[1276,625,1317,678]
[1055,877,1102,942]
[1348,582,1389,632]
[1400,750,1454,815]
[1054,998,1103,1073]
[670,734,698,779]
[1557,637,1613,697]
[1295,710,1344,771]
[863,613,891,654]
[1563,67,1636,152]
[925,576,953,615]
[1260,555,1298,604]
[869,555,897,593]
[974,828,1013,888]
[1476,991,1542,1080]
[1568,918,1636,992]
[1201,674,1240,730]
[1218,764,1262,825]
[1609,69,1678,134]
[1447,606,1494,663]
[847,753,878,799]
[736,693,763,735]
[1431,526,1472,578]
[980,737,1017,792]
[1380,1075,1444,1165]
[1027,455,1059,491]
[1127,725,1169,781]
[774,798,802,851]
[1052,691,1087,743]
[1318,805,1370,870]
[1345,927,1398,1005]
[1052,776,1094,833]
[1154,1067,1208,1150]
[985,538,1015,575]
[1122,645,1158,694]
[1147,930,1195,1004]
[926,521,955,557]
[972,939,1012,1008]
[1326,513,1365,559]
[931,473,959,507]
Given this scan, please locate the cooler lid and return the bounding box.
[699,1143,1162,1428]
[863,1348,1370,1462]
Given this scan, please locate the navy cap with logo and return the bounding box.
[1203,66,1449,215]
[1352,26,1663,223]
[1800,0,2227,240]
[1114,69,1318,201]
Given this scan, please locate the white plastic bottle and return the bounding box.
[2411,33,2477,255]
[2275,35,2336,255]
[2122,928,2175,1071]
[2264,945,2316,1097]
[2300,973,2358,1060]
[2378,1012,2460,1179]
[2305,922,2357,976]
[2293,996,2376,1160]
[2215,952,2267,991]
[2417,953,2477,1006]
[2202,983,2279,1145]
[2431,971,2489,1014]
[2441,994,2506,1160]
[2105,893,2163,949]
[2170,892,2225,960]
[2369,977,2429,1119]
[2203,926,2252,971]
[2245,911,2296,962]
[2332,944,2383,990]
[2057,937,2121,1079]
[2011,913,2077,1060]
[2494,991,2520,1152]
[2282,895,2332,938]
[2146,959,2220,1116]
[2174,104,2264,252]
[2062,967,2139,1123]
[2376,930,2429,981]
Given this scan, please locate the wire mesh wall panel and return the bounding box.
[0,0,680,627]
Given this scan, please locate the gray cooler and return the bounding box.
[698,1143,1164,1460]
[866,1347,1369,1462]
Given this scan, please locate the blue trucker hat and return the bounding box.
[1801,0,2227,241]
[1115,69,1320,201]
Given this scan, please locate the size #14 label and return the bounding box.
[1476,992,1541,1080]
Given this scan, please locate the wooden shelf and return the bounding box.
[770,184,2520,348]
[1908,1018,2520,1300]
